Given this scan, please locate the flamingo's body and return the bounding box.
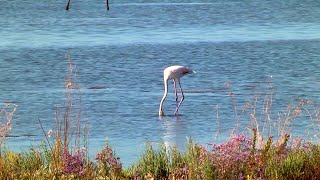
[159,65,194,116]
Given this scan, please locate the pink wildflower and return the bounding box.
[62,148,86,176]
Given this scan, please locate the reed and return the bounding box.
[0,103,17,156]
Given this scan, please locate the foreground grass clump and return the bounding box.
[1,134,320,179]
[0,140,128,179]
[129,132,320,180]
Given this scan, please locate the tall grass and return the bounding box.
[0,103,17,156]
[54,58,88,175]
[2,133,320,179]
[224,79,320,145]
[129,133,320,180]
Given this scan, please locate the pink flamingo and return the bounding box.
[159,65,194,116]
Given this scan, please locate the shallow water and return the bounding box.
[1,0,320,166]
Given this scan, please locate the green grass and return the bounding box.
[0,136,320,179]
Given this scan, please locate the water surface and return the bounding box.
[1,0,320,166]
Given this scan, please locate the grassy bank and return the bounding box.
[1,60,320,179]
[0,131,320,179]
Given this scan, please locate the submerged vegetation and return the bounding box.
[1,61,320,179]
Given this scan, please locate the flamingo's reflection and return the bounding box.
[159,115,188,152]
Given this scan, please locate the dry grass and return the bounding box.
[0,103,17,156]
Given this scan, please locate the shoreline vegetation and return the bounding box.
[1,61,320,179]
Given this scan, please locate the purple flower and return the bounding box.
[96,144,122,171]
[62,148,86,176]
[211,134,254,178]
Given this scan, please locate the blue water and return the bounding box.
[1,0,320,166]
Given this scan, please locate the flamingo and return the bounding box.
[159,65,194,116]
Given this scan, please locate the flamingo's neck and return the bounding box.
[159,79,168,116]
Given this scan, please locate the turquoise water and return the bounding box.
[1,0,320,166]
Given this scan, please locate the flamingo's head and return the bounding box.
[181,67,195,76]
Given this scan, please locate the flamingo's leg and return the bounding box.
[173,79,179,108]
[174,80,184,116]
